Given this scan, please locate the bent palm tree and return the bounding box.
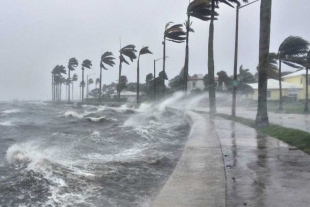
[137,46,152,103]
[72,74,78,101]
[67,58,78,102]
[81,59,92,102]
[118,45,137,101]
[183,18,195,91]
[100,52,115,101]
[277,36,309,111]
[163,22,186,95]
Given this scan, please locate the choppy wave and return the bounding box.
[0,121,14,126]
[2,109,21,114]
[86,116,117,122]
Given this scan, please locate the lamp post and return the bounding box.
[154,56,168,101]
[232,0,259,117]
[87,73,96,101]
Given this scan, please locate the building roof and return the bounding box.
[188,74,204,81]
[282,69,307,78]
[247,79,303,90]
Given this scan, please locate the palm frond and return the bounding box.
[120,54,130,65]
[120,45,137,62]
[279,36,309,58]
[164,23,186,42]
[101,51,115,70]
[139,46,153,56]
[82,59,92,69]
[187,0,217,21]
[282,61,304,69]
[68,58,78,71]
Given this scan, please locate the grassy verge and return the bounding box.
[217,113,310,154]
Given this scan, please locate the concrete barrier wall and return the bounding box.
[151,107,226,207]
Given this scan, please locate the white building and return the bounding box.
[110,91,145,102]
[187,74,205,92]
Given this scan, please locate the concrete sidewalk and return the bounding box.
[214,116,310,207]
[151,107,310,207]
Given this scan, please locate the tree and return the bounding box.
[277,36,309,111]
[100,52,115,100]
[52,65,66,101]
[238,65,255,83]
[118,45,137,101]
[255,0,272,127]
[81,59,92,102]
[163,22,186,94]
[217,70,232,90]
[117,75,128,95]
[305,51,310,112]
[88,78,94,99]
[137,46,152,103]
[203,74,210,90]
[95,78,100,89]
[67,58,78,102]
[72,74,78,101]
[183,17,195,91]
[146,73,154,95]
[188,0,242,114]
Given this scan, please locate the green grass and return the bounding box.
[267,101,308,114]
[217,113,310,154]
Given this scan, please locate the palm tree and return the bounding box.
[52,65,66,101]
[95,78,100,89]
[305,51,310,112]
[88,78,94,100]
[163,22,186,95]
[183,18,195,92]
[137,46,152,103]
[79,81,85,101]
[118,45,137,101]
[255,0,272,127]
[277,36,309,111]
[188,0,247,114]
[100,52,115,101]
[72,74,78,101]
[67,58,78,102]
[81,59,92,102]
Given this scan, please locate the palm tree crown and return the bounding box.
[164,22,186,43]
[120,45,137,64]
[82,59,92,70]
[101,52,115,69]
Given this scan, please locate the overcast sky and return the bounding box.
[0,0,309,101]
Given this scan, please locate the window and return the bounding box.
[267,91,271,98]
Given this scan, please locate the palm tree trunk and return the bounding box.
[232,6,239,117]
[82,70,85,102]
[66,84,68,102]
[60,84,62,101]
[72,82,74,102]
[184,15,190,93]
[137,57,140,103]
[68,70,71,102]
[208,0,216,114]
[118,59,122,102]
[100,68,102,102]
[305,67,309,112]
[255,0,272,127]
[278,58,283,111]
[163,38,166,96]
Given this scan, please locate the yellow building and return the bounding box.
[282,69,310,100]
[247,79,303,101]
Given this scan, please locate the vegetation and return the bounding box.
[276,36,309,111]
[72,74,78,101]
[118,45,137,101]
[100,52,116,101]
[255,0,272,127]
[67,58,78,102]
[81,59,92,102]
[136,46,152,103]
[217,113,310,154]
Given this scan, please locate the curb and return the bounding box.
[151,107,226,207]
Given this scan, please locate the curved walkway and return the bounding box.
[151,107,226,207]
[151,106,310,207]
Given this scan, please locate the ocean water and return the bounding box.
[0,101,189,207]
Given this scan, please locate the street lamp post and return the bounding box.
[232,0,259,117]
[87,73,96,101]
[154,56,168,101]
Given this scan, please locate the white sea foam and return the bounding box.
[86,116,117,122]
[158,91,185,111]
[63,111,85,119]
[2,109,21,114]
[91,130,100,137]
[0,121,14,126]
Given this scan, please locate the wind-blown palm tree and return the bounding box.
[88,78,94,99]
[255,0,272,127]
[67,58,78,102]
[118,45,137,101]
[81,59,92,102]
[100,52,115,101]
[163,22,186,95]
[305,51,310,112]
[72,74,78,101]
[183,18,195,91]
[137,46,152,103]
[188,0,247,114]
[277,36,309,111]
[52,65,66,101]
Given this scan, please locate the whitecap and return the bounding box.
[86,116,117,122]
[2,109,21,114]
[0,121,14,126]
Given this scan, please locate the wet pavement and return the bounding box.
[214,117,310,207]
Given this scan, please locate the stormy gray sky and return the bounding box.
[0,0,309,101]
